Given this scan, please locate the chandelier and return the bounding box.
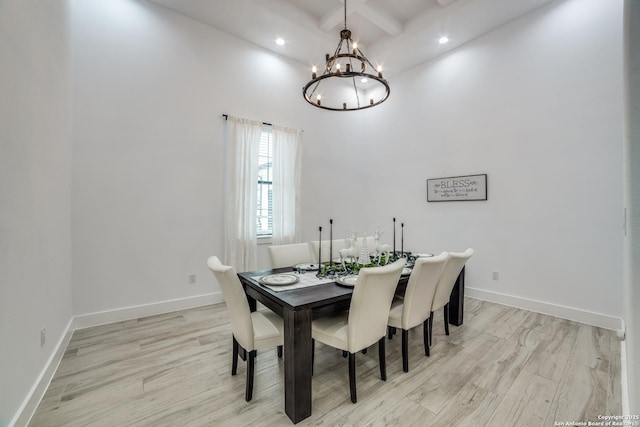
[302,0,390,111]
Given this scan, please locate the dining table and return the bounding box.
[237,264,465,424]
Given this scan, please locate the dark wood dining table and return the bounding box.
[237,266,465,424]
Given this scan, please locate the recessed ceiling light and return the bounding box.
[439,36,449,44]
[276,38,285,46]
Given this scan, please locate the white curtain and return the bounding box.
[271,125,303,245]
[223,116,262,271]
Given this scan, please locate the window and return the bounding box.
[224,114,301,270]
[257,128,272,237]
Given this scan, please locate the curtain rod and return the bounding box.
[222,114,272,127]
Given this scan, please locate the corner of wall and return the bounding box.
[9,317,74,427]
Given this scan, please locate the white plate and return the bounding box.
[260,274,299,286]
[401,267,412,276]
[336,275,358,287]
[295,263,319,271]
[414,253,434,258]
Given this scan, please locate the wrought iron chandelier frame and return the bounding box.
[302,3,390,111]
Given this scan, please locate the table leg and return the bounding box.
[448,266,465,327]
[244,285,257,312]
[284,308,313,423]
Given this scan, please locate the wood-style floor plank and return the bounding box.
[487,369,557,426]
[29,298,622,426]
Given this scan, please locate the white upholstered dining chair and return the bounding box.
[429,248,474,344]
[387,252,448,372]
[206,256,284,401]
[267,242,314,269]
[311,259,406,403]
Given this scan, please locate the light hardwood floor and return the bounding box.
[29,298,622,426]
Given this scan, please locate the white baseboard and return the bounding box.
[466,287,623,331]
[10,317,74,427]
[73,292,224,330]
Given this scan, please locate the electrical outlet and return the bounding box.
[188,273,197,285]
[492,272,499,281]
[40,328,46,347]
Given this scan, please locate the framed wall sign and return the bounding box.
[427,174,488,202]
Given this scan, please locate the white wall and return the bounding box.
[69,0,624,324]
[69,0,363,313]
[349,0,624,327]
[69,0,395,314]
[623,0,640,414]
[0,0,73,424]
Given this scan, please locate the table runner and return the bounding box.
[254,273,336,292]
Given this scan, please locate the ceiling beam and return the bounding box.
[352,0,403,37]
[319,4,345,32]
[319,0,403,36]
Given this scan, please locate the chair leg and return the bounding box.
[429,312,434,346]
[349,353,357,403]
[362,348,368,354]
[379,337,387,381]
[401,329,409,373]
[277,345,283,358]
[387,326,396,339]
[423,319,430,357]
[343,350,348,358]
[444,303,450,335]
[232,336,239,376]
[245,350,256,401]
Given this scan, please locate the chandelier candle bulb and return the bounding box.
[370,98,374,105]
[377,66,383,78]
[353,42,358,53]
[311,66,317,79]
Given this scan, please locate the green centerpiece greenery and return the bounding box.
[316,252,414,279]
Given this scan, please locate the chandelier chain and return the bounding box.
[344,0,347,30]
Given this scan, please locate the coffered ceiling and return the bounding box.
[147,0,556,77]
